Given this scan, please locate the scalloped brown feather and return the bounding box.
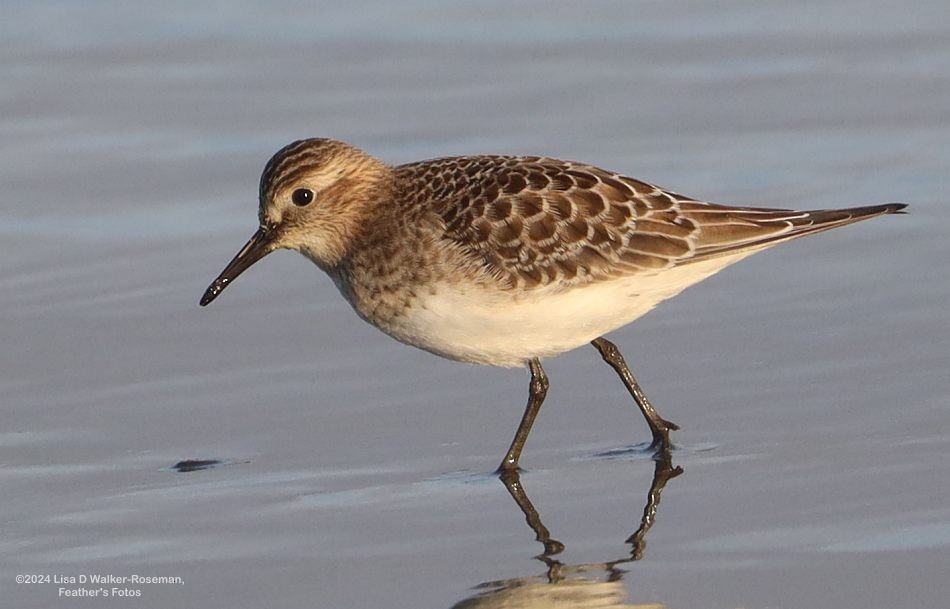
[395,155,905,291]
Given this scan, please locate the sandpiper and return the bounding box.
[200,138,906,471]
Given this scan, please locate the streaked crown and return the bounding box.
[256,138,392,267]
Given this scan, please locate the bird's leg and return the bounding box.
[591,337,678,453]
[497,358,549,473]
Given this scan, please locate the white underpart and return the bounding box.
[392,250,758,367]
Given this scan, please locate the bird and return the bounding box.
[200,138,906,472]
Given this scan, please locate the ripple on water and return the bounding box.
[574,442,719,462]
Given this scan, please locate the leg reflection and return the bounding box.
[498,455,683,568]
[624,453,683,562]
[499,468,565,558]
[451,459,683,607]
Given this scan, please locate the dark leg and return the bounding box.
[497,358,548,473]
[591,337,678,453]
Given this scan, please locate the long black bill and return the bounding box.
[200,226,276,306]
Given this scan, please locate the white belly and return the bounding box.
[383,252,753,367]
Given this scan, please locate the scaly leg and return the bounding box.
[591,337,678,453]
[498,358,548,472]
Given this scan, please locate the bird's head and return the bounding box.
[200,138,391,306]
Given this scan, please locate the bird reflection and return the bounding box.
[451,455,682,609]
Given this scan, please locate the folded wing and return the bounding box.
[398,156,905,290]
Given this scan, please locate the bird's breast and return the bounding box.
[327,232,756,367]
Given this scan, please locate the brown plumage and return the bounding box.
[201,138,907,469]
[392,154,905,290]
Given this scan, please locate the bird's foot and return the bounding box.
[648,419,679,454]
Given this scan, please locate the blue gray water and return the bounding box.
[2,2,949,608]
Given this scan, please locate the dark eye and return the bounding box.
[291,188,314,206]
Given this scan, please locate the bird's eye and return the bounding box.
[291,188,314,206]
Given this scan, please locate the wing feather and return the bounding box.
[395,156,905,290]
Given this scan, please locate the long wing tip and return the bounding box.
[830,202,909,220]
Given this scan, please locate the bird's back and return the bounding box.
[394,155,906,292]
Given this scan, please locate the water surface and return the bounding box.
[2,2,949,608]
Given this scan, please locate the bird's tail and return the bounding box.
[679,202,908,262]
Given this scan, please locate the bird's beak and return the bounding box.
[200,225,277,306]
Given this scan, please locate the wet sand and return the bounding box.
[3,2,949,608]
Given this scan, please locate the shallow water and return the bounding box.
[3,2,949,608]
